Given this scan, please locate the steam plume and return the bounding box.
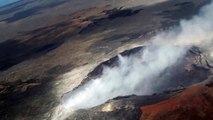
[62,0,213,111]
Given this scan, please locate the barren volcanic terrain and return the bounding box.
[0,0,213,120]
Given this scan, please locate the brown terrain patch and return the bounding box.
[140,79,213,120]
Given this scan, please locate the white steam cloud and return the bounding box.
[62,0,213,111]
[62,45,187,110]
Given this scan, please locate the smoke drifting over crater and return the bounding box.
[62,45,187,110]
[62,0,213,111]
[152,0,213,50]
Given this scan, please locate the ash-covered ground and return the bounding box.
[0,0,213,120]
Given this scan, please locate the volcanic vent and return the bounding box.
[58,45,212,120]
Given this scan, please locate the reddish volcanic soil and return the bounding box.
[140,78,213,120]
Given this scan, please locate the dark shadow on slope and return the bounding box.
[78,8,144,34]
[158,0,211,21]
[0,39,63,71]
[0,1,32,15]
[1,1,67,23]
[2,8,42,22]
[0,77,58,120]
[0,20,79,71]
[79,0,210,35]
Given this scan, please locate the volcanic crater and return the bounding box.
[61,45,212,120]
